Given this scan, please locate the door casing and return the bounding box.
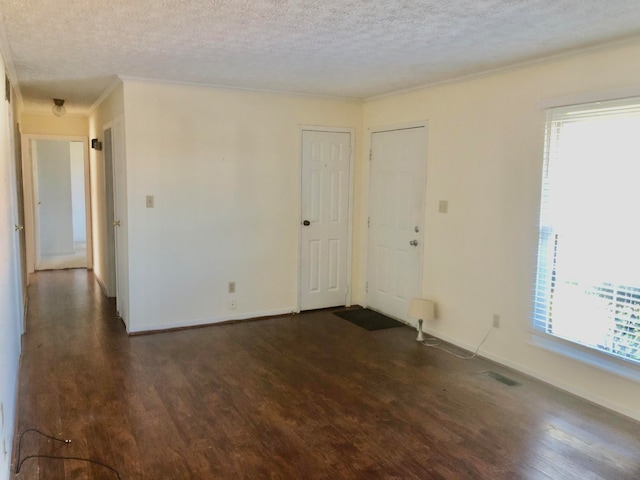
[21,134,92,273]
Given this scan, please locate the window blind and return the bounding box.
[533,97,640,365]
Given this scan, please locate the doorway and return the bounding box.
[103,116,129,328]
[367,125,428,322]
[22,136,91,272]
[299,128,353,311]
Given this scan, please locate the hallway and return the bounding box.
[13,270,129,479]
[12,271,640,479]
[37,241,88,271]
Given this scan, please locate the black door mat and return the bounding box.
[333,308,405,331]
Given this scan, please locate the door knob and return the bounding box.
[409,239,418,246]
[113,220,121,227]
[14,224,23,231]
[303,220,311,226]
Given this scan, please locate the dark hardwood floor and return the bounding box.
[12,270,640,479]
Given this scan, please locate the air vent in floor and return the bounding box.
[483,370,521,387]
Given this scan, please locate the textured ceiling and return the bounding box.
[2,0,640,114]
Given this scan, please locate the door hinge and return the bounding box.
[367,217,370,228]
[369,150,372,161]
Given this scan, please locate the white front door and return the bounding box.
[300,130,352,310]
[368,126,428,323]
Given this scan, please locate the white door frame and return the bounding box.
[297,125,355,312]
[364,120,428,318]
[102,123,117,298]
[21,134,92,273]
[109,115,129,328]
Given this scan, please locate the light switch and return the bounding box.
[146,195,154,208]
[438,200,448,213]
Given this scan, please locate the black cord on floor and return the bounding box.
[15,428,122,479]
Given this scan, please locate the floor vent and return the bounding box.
[483,371,521,387]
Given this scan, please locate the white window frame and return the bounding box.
[532,96,640,383]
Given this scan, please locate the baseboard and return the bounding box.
[6,335,23,480]
[479,349,640,423]
[95,275,110,298]
[423,326,640,422]
[21,294,27,336]
[128,307,296,335]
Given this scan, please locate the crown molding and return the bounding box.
[118,74,362,102]
[87,76,123,115]
[365,35,640,102]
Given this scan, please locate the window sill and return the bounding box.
[530,331,640,384]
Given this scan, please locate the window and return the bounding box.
[534,97,640,366]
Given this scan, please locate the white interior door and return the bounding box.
[103,127,117,297]
[300,130,352,310]
[368,126,428,322]
[112,116,129,328]
[34,140,74,259]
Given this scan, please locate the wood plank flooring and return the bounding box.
[12,270,640,479]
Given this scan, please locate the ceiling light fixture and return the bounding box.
[52,98,66,117]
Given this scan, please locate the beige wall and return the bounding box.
[20,113,88,136]
[361,43,640,420]
[89,43,640,421]
[88,83,125,296]
[122,80,362,332]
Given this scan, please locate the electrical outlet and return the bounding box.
[492,314,501,328]
[230,299,237,310]
[228,281,235,294]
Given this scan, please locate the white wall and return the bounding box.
[361,42,640,421]
[122,80,361,332]
[0,52,23,480]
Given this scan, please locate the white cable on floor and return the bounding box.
[419,326,493,360]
